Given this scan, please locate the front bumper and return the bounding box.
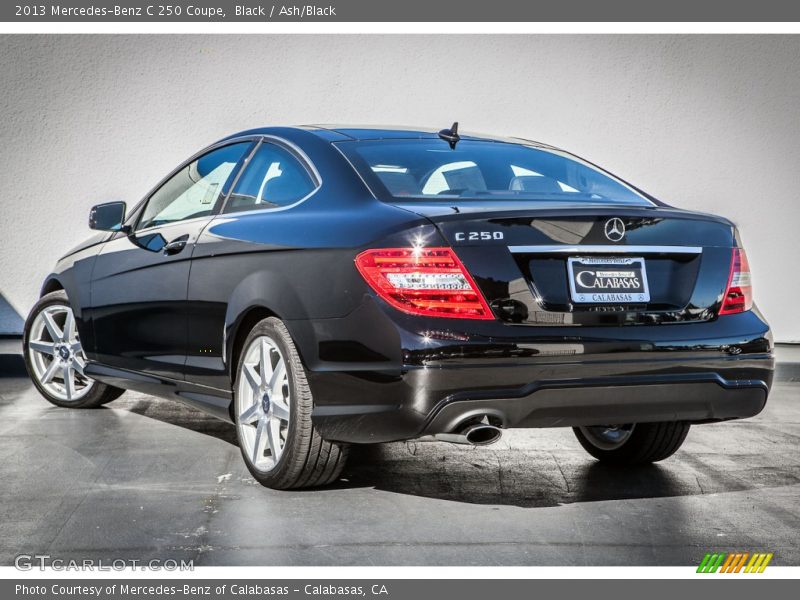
[297,302,774,444]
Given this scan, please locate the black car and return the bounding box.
[23,124,773,489]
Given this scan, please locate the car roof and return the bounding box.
[221,125,556,148]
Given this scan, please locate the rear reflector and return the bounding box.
[720,247,753,315]
[355,247,494,320]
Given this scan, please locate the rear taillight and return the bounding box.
[720,247,753,315]
[354,247,494,320]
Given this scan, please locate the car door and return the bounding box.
[88,141,253,380]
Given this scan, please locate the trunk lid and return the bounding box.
[393,201,736,326]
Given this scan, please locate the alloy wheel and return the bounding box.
[578,424,636,450]
[27,305,94,402]
[236,335,291,472]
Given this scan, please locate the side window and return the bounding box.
[136,142,251,231]
[224,142,316,213]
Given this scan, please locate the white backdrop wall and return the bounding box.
[1,35,798,340]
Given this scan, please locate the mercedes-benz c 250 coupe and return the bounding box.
[23,124,773,489]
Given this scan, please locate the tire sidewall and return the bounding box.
[234,317,302,486]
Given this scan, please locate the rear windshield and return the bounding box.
[336,139,651,205]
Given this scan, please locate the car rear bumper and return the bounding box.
[298,303,774,443]
[421,372,768,433]
[310,360,772,444]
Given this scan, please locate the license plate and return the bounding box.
[567,257,650,304]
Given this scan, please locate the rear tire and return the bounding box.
[573,421,690,464]
[234,317,349,490]
[23,291,125,408]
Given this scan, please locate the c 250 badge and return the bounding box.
[454,231,504,241]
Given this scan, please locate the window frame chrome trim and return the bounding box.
[508,245,703,254]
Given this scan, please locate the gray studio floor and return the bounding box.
[0,338,798,566]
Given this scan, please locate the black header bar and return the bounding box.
[4,0,800,22]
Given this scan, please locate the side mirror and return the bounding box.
[89,201,127,232]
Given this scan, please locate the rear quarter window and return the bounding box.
[224,142,317,213]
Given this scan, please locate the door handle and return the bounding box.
[163,235,189,256]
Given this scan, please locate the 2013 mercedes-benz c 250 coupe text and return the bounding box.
[24,124,774,489]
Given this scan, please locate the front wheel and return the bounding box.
[234,317,348,489]
[573,422,690,464]
[23,291,125,408]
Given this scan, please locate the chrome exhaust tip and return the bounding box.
[463,423,503,446]
[431,421,503,446]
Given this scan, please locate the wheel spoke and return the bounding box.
[252,418,267,464]
[239,403,260,425]
[259,340,273,385]
[243,364,261,395]
[271,396,290,421]
[73,355,86,377]
[268,359,286,396]
[62,311,75,342]
[42,311,64,342]
[63,365,75,401]
[29,341,56,356]
[266,417,282,460]
[41,358,61,384]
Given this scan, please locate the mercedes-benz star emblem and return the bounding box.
[604,218,626,242]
